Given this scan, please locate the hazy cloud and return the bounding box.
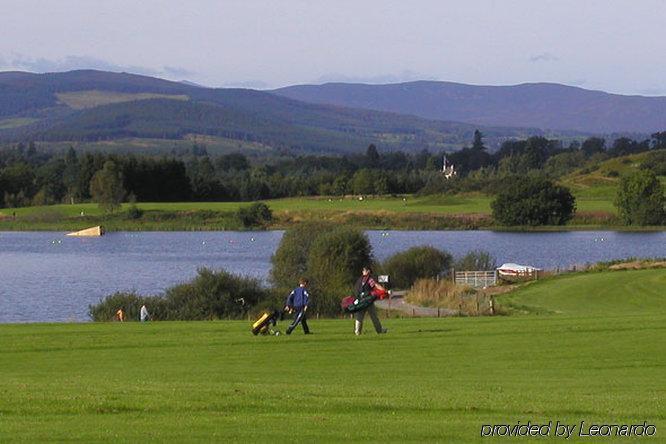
[638,87,666,96]
[0,53,196,81]
[221,80,271,89]
[163,65,196,78]
[528,52,559,63]
[314,70,436,85]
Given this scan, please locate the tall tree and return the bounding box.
[62,147,80,203]
[581,137,606,157]
[651,131,666,150]
[472,130,485,151]
[90,161,126,213]
[366,144,380,163]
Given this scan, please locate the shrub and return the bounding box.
[236,202,272,228]
[455,250,497,271]
[640,150,666,176]
[614,170,665,225]
[90,268,269,321]
[406,278,491,315]
[382,246,453,289]
[21,208,65,223]
[491,176,576,226]
[270,223,372,315]
[125,204,144,220]
[89,291,158,322]
[270,222,332,292]
[306,226,373,314]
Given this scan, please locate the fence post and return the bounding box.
[388,292,392,318]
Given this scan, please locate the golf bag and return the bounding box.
[251,310,282,335]
[341,288,388,313]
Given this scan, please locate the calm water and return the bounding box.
[1,230,664,323]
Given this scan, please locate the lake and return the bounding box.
[1,230,664,323]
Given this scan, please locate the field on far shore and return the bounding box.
[2,194,493,218]
[1,268,664,442]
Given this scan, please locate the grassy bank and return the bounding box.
[498,268,666,315]
[2,193,660,231]
[2,269,665,441]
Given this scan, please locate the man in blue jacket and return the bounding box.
[284,278,311,335]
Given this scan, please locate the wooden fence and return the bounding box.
[453,270,498,288]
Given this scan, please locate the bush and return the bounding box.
[491,176,576,226]
[125,204,144,220]
[270,222,332,292]
[89,291,147,322]
[640,150,666,176]
[382,246,453,289]
[90,268,270,321]
[406,278,490,315]
[270,223,373,315]
[236,202,272,228]
[614,170,665,225]
[455,250,497,271]
[306,226,373,314]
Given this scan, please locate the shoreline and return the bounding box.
[1,218,665,233]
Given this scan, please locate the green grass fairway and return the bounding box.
[499,268,666,315]
[2,270,665,442]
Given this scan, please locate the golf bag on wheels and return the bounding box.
[251,310,283,335]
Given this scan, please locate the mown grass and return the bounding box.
[1,269,665,442]
[498,268,666,316]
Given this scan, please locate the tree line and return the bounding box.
[1,131,665,213]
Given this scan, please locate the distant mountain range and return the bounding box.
[0,70,550,155]
[273,81,666,134]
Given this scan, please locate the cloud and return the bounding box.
[221,79,271,89]
[314,70,435,85]
[163,65,196,78]
[637,87,666,96]
[0,53,196,81]
[528,52,559,63]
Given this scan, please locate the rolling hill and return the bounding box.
[0,70,552,154]
[273,81,666,134]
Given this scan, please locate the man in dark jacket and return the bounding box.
[353,266,387,335]
[284,278,311,335]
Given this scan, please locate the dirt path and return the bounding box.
[375,291,458,317]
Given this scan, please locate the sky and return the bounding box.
[1,0,665,95]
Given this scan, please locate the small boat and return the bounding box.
[497,263,540,280]
[66,226,105,237]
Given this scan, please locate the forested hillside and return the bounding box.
[0,70,561,154]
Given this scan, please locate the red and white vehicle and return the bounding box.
[497,263,541,280]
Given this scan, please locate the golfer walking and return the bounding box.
[353,266,387,335]
[284,278,311,335]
